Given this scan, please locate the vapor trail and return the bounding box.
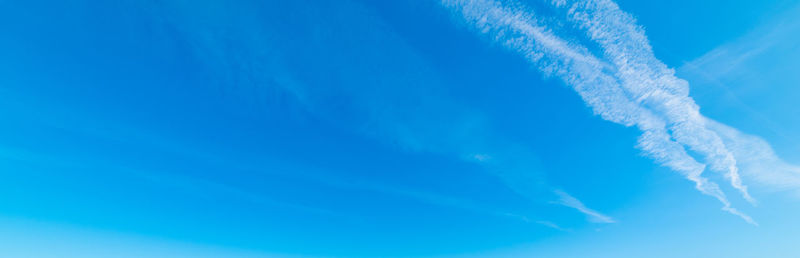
[553,0,754,204]
[441,0,756,224]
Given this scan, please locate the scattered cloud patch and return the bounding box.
[472,153,492,162]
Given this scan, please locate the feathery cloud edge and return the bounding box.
[441,0,800,225]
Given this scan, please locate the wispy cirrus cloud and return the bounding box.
[555,0,755,204]
[439,0,796,224]
[147,0,606,226]
[554,190,615,224]
[706,119,800,198]
[679,4,800,198]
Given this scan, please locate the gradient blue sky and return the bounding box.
[2,0,800,257]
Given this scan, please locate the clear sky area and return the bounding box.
[2,0,800,257]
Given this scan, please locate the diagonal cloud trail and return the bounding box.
[705,118,800,198]
[554,190,615,223]
[552,0,755,205]
[441,0,757,224]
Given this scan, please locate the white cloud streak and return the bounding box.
[556,0,755,204]
[554,190,615,223]
[441,0,762,224]
[706,119,800,198]
[678,4,800,198]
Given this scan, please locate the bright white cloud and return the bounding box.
[556,0,754,205]
[440,0,788,224]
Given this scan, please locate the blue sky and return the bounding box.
[2,0,800,257]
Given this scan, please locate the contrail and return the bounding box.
[552,0,754,205]
[441,0,757,224]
